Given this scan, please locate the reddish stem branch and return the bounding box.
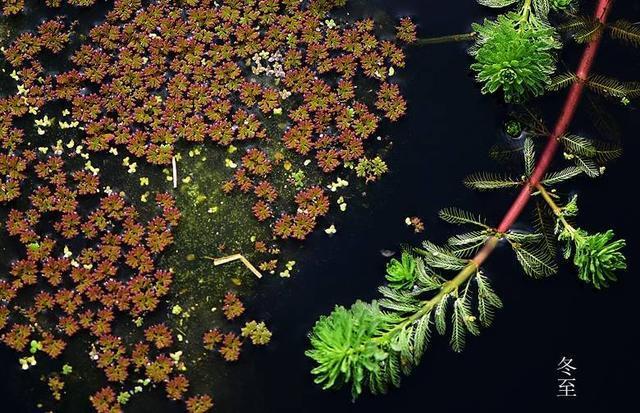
[471,0,614,267]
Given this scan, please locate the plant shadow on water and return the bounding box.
[2,0,640,412]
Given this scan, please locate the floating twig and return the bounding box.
[204,253,263,279]
[172,156,178,189]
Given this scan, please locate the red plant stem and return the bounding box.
[470,0,614,267]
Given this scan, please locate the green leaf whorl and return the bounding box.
[569,229,627,289]
[470,13,561,102]
[385,252,417,289]
[305,301,392,400]
[551,0,574,11]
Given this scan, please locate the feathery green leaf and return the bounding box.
[586,74,629,99]
[476,273,503,327]
[504,231,544,244]
[558,228,627,289]
[417,241,468,271]
[414,258,443,290]
[379,299,420,313]
[464,171,523,190]
[450,299,467,352]
[489,142,521,162]
[594,140,623,162]
[512,242,558,278]
[523,137,536,176]
[559,16,604,43]
[306,301,396,400]
[532,198,557,256]
[560,134,597,157]
[572,155,601,177]
[608,20,640,48]
[623,81,640,99]
[477,0,519,8]
[541,166,583,185]
[439,207,489,228]
[411,315,432,364]
[548,72,578,91]
[533,0,551,19]
[434,294,450,336]
[448,230,491,257]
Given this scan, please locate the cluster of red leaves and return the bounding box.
[396,17,418,44]
[202,291,272,362]
[222,291,245,320]
[242,149,272,176]
[376,83,407,122]
[5,0,411,241]
[48,374,65,401]
[2,184,178,315]
[408,216,425,233]
[252,200,273,222]
[2,177,179,345]
[166,374,190,401]
[203,329,243,362]
[129,338,185,388]
[90,386,121,413]
[144,323,174,349]
[2,1,98,17]
[273,186,330,240]
[0,0,415,410]
[202,329,224,351]
[94,334,131,383]
[0,66,185,403]
[186,394,214,413]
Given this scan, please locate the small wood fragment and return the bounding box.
[205,254,263,278]
[172,156,178,189]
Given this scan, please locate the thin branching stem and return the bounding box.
[536,183,576,235]
[520,0,533,27]
[415,32,477,45]
[451,0,614,274]
[381,0,615,345]
[372,260,479,344]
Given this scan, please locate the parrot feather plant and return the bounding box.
[306,0,635,400]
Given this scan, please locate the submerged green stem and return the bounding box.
[520,0,533,26]
[415,32,477,45]
[536,183,575,234]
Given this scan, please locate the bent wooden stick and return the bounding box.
[206,254,263,279]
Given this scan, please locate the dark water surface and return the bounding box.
[2,0,640,412]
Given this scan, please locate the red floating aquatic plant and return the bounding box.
[90,386,120,413]
[202,329,224,351]
[219,332,243,362]
[186,394,214,413]
[144,323,174,350]
[253,180,278,202]
[252,200,273,222]
[0,0,415,409]
[166,374,190,401]
[222,291,245,321]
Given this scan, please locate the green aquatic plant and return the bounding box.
[308,0,633,398]
[306,301,395,399]
[355,157,389,183]
[537,188,627,289]
[569,229,626,288]
[385,252,417,289]
[470,12,561,102]
[419,0,578,103]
